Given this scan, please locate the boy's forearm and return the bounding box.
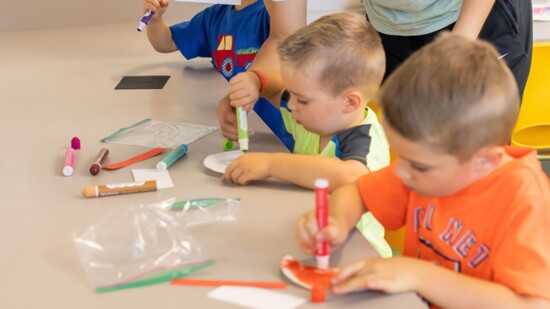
[330,182,366,232]
[146,18,177,53]
[414,261,549,309]
[268,153,368,191]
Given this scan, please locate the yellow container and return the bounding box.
[511,42,550,149]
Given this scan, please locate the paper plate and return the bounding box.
[280,255,338,290]
[203,150,244,173]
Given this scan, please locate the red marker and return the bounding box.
[315,178,330,270]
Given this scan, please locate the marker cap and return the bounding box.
[222,139,234,151]
[71,136,81,150]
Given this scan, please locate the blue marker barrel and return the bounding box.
[156,144,188,171]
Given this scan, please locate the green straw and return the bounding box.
[96,260,215,293]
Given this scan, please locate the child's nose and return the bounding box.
[394,160,411,180]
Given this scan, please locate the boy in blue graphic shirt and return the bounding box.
[141,0,292,149]
[143,0,267,79]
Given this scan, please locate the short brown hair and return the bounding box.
[277,12,385,100]
[379,32,519,161]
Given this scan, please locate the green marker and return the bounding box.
[156,144,188,171]
[236,106,249,152]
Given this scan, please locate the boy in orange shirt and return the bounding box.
[296,33,550,308]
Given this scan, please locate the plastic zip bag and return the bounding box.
[150,197,240,226]
[73,204,213,292]
[100,118,217,149]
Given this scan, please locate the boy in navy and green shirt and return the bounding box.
[223,12,392,257]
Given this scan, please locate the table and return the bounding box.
[0,22,427,308]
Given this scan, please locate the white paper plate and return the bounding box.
[280,255,311,290]
[203,150,244,173]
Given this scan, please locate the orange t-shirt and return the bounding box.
[357,147,550,301]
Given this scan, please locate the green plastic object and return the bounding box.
[223,139,234,151]
[96,260,215,293]
[171,198,241,210]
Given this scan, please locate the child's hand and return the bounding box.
[228,72,261,111]
[331,257,427,295]
[295,210,349,256]
[222,153,272,185]
[217,94,238,141]
[142,0,169,18]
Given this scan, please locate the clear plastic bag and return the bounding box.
[150,197,240,226]
[73,204,213,292]
[100,118,217,149]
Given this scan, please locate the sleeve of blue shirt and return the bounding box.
[169,7,215,60]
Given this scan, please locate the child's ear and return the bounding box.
[341,90,363,113]
[473,146,504,174]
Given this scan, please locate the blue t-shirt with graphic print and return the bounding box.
[170,1,269,80]
[169,1,293,150]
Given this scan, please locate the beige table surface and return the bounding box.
[0,22,427,308]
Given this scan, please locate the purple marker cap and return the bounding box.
[137,10,154,32]
[71,136,81,150]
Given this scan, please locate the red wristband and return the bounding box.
[250,69,266,93]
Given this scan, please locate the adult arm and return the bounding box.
[452,0,496,39]
[249,0,306,96]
